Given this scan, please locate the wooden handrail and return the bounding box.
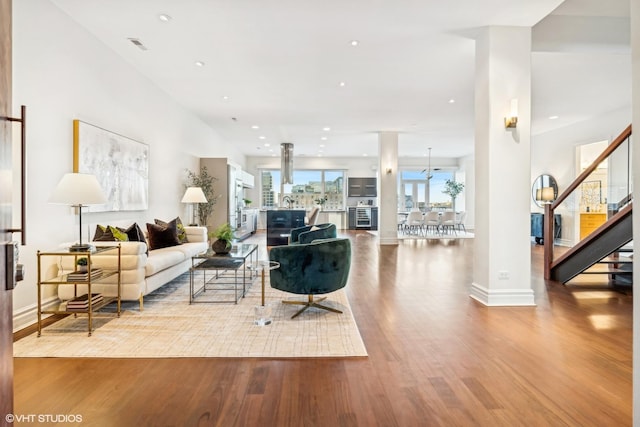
[544,124,632,279]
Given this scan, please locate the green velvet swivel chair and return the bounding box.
[289,223,337,244]
[269,237,351,318]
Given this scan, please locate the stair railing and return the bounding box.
[544,124,632,280]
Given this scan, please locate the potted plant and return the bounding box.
[209,223,234,254]
[185,166,220,225]
[243,198,252,207]
[76,257,88,273]
[442,179,465,211]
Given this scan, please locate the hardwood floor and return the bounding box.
[13,231,632,426]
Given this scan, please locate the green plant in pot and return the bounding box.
[209,223,234,254]
[76,257,88,272]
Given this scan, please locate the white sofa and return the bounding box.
[57,226,208,309]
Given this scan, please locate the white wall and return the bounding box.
[11,0,244,330]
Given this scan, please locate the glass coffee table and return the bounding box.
[189,244,258,304]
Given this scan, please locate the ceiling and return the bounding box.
[50,0,631,159]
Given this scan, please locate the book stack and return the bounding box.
[66,293,104,311]
[66,268,103,282]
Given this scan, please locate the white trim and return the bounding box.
[379,237,399,245]
[470,283,536,306]
[13,296,60,333]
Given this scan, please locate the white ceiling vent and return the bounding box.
[127,38,148,51]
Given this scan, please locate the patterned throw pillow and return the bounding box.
[154,217,188,243]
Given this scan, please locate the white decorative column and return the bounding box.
[471,26,535,306]
[378,132,398,245]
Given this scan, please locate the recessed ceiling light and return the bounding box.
[549,115,559,120]
[317,154,323,157]
[323,127,331,131]
[350,40,359,46]
[319,144,325,148]
[339,81,346,87]
[195,61,205,67]
[264,143,270,147]
[259,135,266,140]
[158,14,172,22]
[222,95,229,101]
[251,125,259,129]
[321,136,328,141]
[363,153,368,157]
[448,99,455,103]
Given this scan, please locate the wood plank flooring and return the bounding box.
[13,231,632,426]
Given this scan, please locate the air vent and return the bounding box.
[127,38,148,51]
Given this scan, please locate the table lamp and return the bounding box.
[181,186,208,225]
[49,173,107,252]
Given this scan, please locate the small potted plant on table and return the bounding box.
[209,223,234,254]
[76,257,88,272]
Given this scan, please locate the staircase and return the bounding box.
[544,125,633,287]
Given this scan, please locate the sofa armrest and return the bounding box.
[185,226,207,243]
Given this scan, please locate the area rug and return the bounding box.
[13,272,368,358]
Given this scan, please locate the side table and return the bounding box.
[247,260,280,326]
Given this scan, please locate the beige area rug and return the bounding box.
[14,272,368,358]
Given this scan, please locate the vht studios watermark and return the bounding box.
[5,413,83,423]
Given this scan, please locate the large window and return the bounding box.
[399,169,454,211]
[260,169,345,210]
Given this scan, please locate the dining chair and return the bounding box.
[424,211,441,234]
[455,211,467,233]
[440,211,457,235]
[406,211,425,235]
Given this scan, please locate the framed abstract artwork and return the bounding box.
[73,120,149,212]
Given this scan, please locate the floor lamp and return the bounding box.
[49,173,107,252]
[181,187,208,226]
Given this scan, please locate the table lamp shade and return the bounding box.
[49,173,107,205]
[49,173,107,252]
[540,186,555,203]
[181,187,208,204]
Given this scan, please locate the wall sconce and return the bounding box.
[385,167,392,175]
[504,99,518,129]
[281,142,294,184]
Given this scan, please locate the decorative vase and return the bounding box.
[78,266,88,273]
[211,239,230,254]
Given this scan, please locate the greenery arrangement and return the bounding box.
[76,257,88,266]
[243,198,252,206]
[442,179,465,210]
[185,166,220,225]
[209,223,234,252]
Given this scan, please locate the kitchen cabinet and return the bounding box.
[348,177,377,197]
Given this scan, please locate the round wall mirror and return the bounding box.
[532,174,558,208]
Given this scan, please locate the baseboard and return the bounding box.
[470,282,536,306]
[13,296,60,333]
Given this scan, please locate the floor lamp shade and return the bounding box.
[49,173,107,252]
[181,187,208,225]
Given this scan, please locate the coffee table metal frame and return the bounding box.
[189,244,259,304]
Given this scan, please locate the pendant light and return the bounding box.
[281,142,294,184]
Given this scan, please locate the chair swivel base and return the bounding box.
[282,294,343,319]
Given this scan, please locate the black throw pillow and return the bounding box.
[146,222,181,250]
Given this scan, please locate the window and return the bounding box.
[399,169,455,211]
[260,169,345,210]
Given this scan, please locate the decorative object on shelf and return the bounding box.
[49,172,107,252]
[281,142,294,184]
[76,257,88,272]
[181,187,208,226]
[73,119,149,212]
[243,198,252,207]
[442,179,465,211]
[209,223,234,254]
[314,196,327,210]
[185,166,220,225]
